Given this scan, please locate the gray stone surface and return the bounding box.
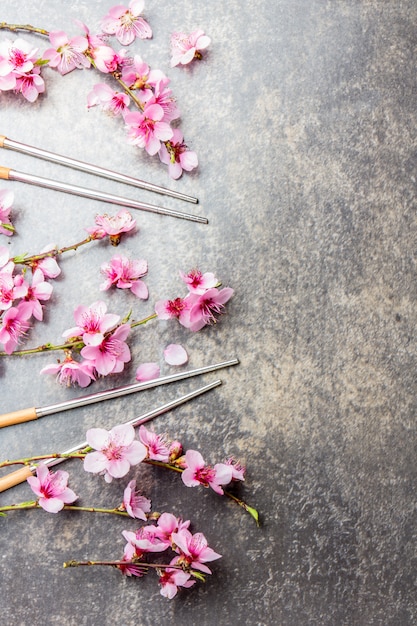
[1,1,416,625]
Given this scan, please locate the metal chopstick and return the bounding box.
[0,166,207,223]
[0,135,198,204]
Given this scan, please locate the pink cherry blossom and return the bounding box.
[153,512,190,548]
[86,209,136,244]
[148,87,180,124]
[32,244,61,278]
[22,268,53,321]
[158,129,198,179]
[180,269,217,294]
[124,104,173,156]
[87,82,130,116]
[0,268,23,311]
[154,296,190,321]
[121,55,166,103]
[170,29,211,67]
[122,526,168,555]
[80,322,131,376]
[0,189,14,236]
[139,425,170,462]
[27,464,78,513]
[100,254,148,299]
[14,67,45,102]
[181,449,233,495]
[75,21,117,74]
[122,479,151,520]
[171,528,221,574]
[0,301,32,354]
[135,362,160,381]
[159,568,195,599]
[62,300,120,346]
[84,423,147,482]
[0,38,38,76]
[101,0,152,46]
[180,287,234,332]
[40,355,95,388]
[43,30,90,75]
[163,343,188,366]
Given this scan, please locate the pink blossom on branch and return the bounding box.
[154,296,190,322]
[0,301,32,354]
[139,424,170,462]
[0,37,38,77]
[124,104,173,156]
[159,568,195,599]
[158,129,198,179]
[122,479,151,520]
[40,354,95,388]
[22,268,53,321]
[80,322,132,376]
[14,67,45,102]
[86,209,136,245]
[101,0,152,46]
[87,82,130,116]
[42,30,90,75]
[100,254,148,299]
[180,268,217,294]
[170,29,211,67]
[181,287,234,332]
[171,528,222,574]
[181,449,233,495]
[83,423,147,483]
[62,300,120,347]
[27,464,78,513]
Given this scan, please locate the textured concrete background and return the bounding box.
[1,2,416,625]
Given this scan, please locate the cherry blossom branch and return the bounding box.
[0,312,157,357]
[0,22,199,179]
[0,22,49,36]
[11,235,95,266]
[0,500,132,517]
[62,559,205,580]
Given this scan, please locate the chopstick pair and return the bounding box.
[0,378,222,493]
[0,134,205,223]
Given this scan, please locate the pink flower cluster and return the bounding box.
[156,268,234,331]
[0,37,45,101]
[25,464,221,598]
[82,422,245,495]
[0,246,54,354]
[42,301,131,387]
[121,512,221,598]
[0,4,201,178]
[0,210,136,359]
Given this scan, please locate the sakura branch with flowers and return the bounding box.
[0,421,259,598]
[0,1,210,179]
[0,203,234,387]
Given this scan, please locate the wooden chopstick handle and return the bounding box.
[0,466,34,492]
[0,135,6,147]
[0,166,11,180]
[0,407,38,428]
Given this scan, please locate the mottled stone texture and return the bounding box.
[1,2,416,625]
